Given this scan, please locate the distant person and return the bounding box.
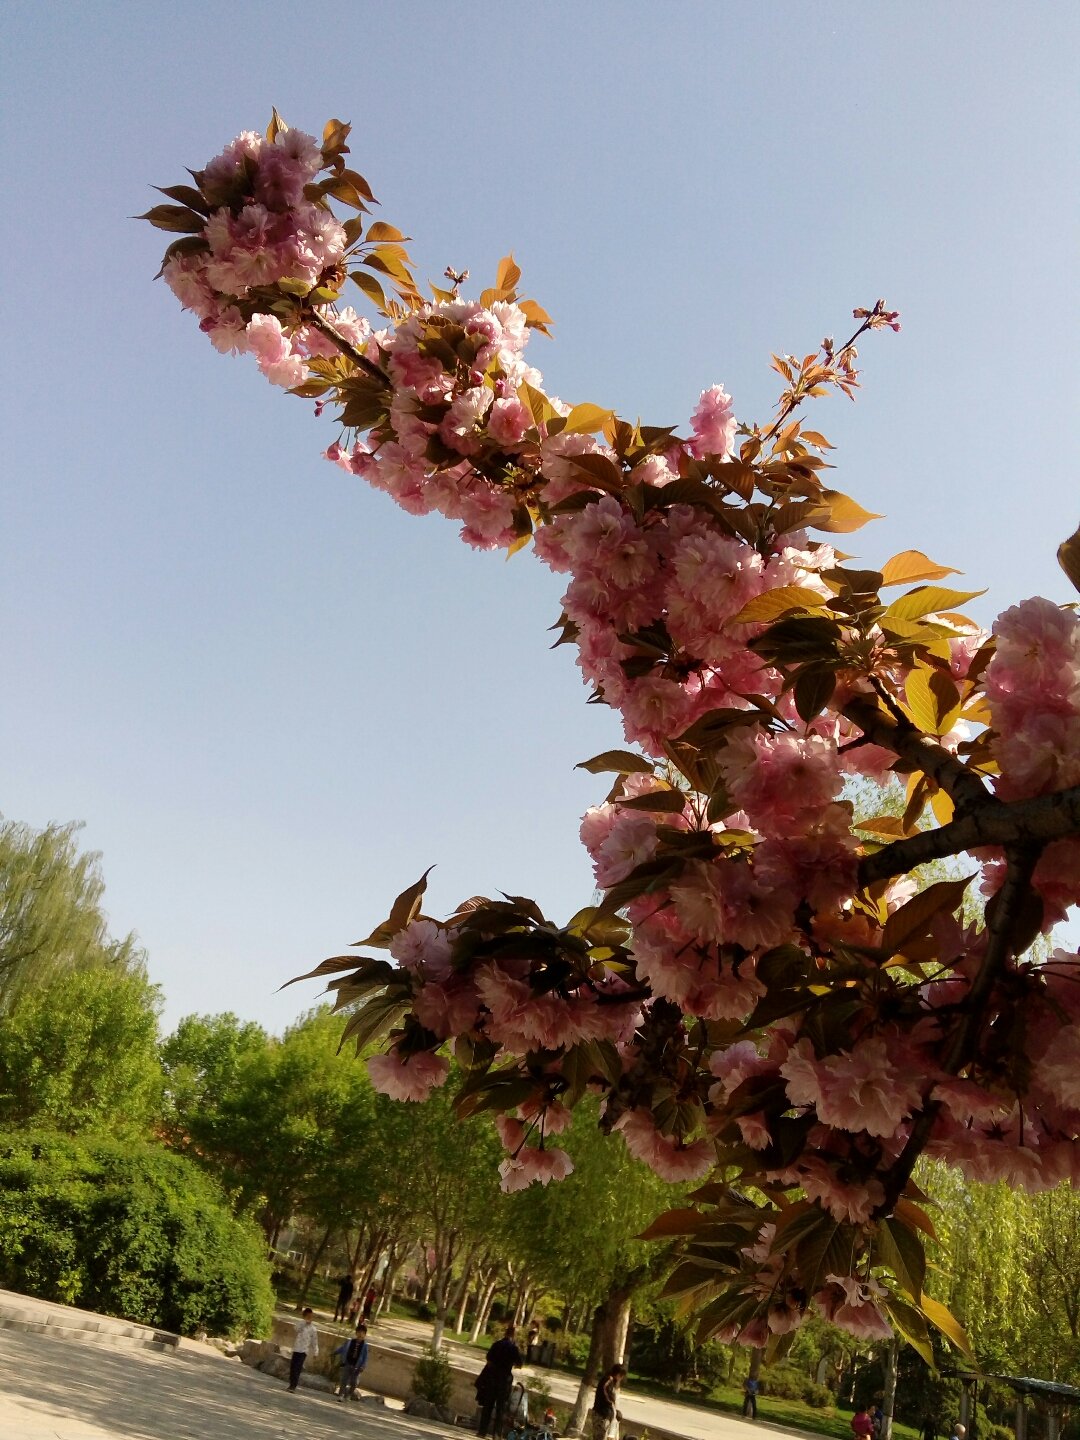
[362,1285,378,1322]
[872,1405,885,1439]
[592,1363,627,1440]
[852,1408,875,1440]
[921,1416,939,1440]
[743,1374,760,1419]
[287,1307,319,1392]
[334,1273,355,1323]
[333,1321,369,1401]
[476,1323,523,1437]
[527,1320,541,1361]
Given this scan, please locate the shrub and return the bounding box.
[803,1382,834,1409]
[412,1347,453,1409]
[0,1129,273,1337]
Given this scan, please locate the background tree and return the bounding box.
[0,964,162,1133]
[0,816,142,1013]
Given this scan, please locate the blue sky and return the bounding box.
[2,3,1077,1034]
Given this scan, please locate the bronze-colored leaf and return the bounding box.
[1057,522,1080,596]
[880,549,960,586]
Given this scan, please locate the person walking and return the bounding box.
[333,1273,355,1323]
[591,1363,627,1440]
[743,1375,760,1420]
[852,1408,875,1440]
[287,1307,319,1392]
[475,1324,523,1437]
[333,1321,369,1401]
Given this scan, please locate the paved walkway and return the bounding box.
[0,1325,451,1440]
[0,1300,791,1440]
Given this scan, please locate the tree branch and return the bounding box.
[875,843,1039,1213]
[843,696,992,816]
[304,309,390,385]
[859,784,1080,886]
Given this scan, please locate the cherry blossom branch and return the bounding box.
[842,696,992,816]
[304,307,390,384]
[875,842,1040,1214]
[859,784,1080,886]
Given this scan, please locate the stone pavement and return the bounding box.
[0,1323,458,1440]
[0,1299,796,1440]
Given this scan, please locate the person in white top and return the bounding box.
[288,1307,320,1392]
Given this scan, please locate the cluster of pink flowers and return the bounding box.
[153,124,1080,1346]
[161,126,347,386]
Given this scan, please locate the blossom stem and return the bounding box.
[304,308,390,384]
[842,696,992,818]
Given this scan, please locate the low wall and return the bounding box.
[268,1317,480,1415]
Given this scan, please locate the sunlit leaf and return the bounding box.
[810,489,883,533]
[563,403,615,435]
[885,586,986,623]
[733,586,830,625]
[880,550,960,586]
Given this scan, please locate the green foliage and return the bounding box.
[412,1347,453,1409]
[0,964,162,1133]
[0,816,143,1014]
[0,1129,273,1338]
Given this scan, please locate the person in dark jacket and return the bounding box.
[592,1364,627,1440]
[475,1324,523,1437]
[333,1273,355,1323]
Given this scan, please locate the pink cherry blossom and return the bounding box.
[367,1048,450,1102]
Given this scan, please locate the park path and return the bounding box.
[0,1297,804,1440]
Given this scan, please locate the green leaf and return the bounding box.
[562,403,615,434]
[885,586,986,623]
[733,586,830,625]
[885,1293,934,1365]
[877,1217,927,1298]
[794,666,837,721]
[919,1292,974,1358]
[338,992,410,1053]
[905,668,962,736]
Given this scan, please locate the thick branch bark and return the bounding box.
[843,696,992,815]
[859,784,1080,886]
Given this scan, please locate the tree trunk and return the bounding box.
[296,1224,333,1311]
[881,1338,899,1440]
[454,1254,477,1335]
[566,1284,633,1436]
[471,1276,498,1343]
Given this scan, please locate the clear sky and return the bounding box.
[2,3,1077,1035]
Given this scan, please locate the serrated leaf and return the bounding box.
[811,489,882,533]
[518,381,558,428]
[576,749,654,776]
[280,954,378,989]
[563,403,614,435]
[267,107,287,143]
[154,184,210,215]
[880,550,961,586]
[366,221,407,243]
[733,586,830,625]
[616,789,688,813]
[919,1293,974,1357]
[339,992,410,1054]
[566,452,624,492]
[350,270,388,311]
[905,668,962,736]
[637,1207,711,1240]
[881,876,971,952]
[877,1217,927,1298]
[885,1293,933,1364]
[794,667,837,721]
[496,254,522,292]
[1057,524,1080,596]
[137,204,206,234]
[885,586,986,623]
